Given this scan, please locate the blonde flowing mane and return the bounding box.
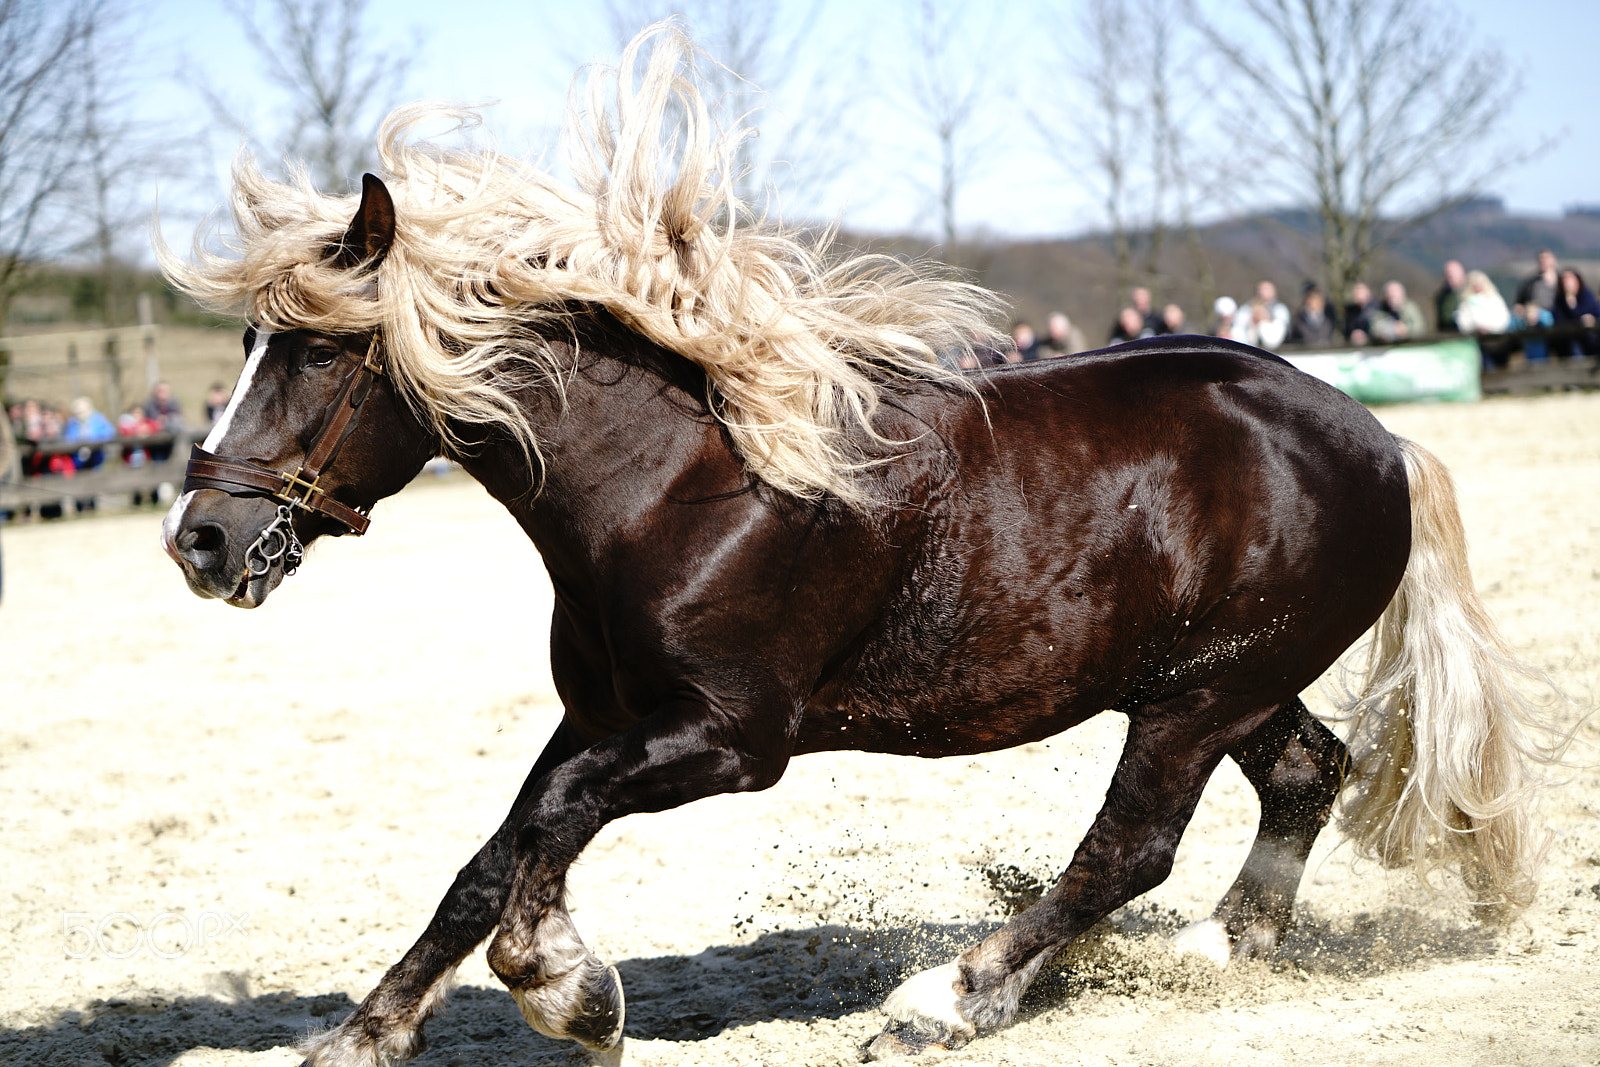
[158,23,1003,506]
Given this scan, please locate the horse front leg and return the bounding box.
[300,721,583,1067]
[868,698,1270,1059]
[484,698,793,1054]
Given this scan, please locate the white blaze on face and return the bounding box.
[162,328,275,548]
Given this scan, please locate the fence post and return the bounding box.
[104,333,123,417]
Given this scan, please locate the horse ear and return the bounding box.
[332,173,396,270]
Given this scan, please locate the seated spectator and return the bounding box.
[1550,268,1600,358]
[205,382,232,422]
[1454,270,1510,335]
[143,381,184,432]
[1370,280,1427,343]
[1109,306,1153,344]
[1154,303,1188,335]
[1434,260,1466,334]
[63,397,114,471]
[1508,302,1554,361]
[1010,321,1040,362]
[1288,284,1337,346]
[1232,280,1290,349]
[1515,248,1560,315]
[1210,296,1238,338]
[1343,281,1376,344]
[1038,311,1086,357]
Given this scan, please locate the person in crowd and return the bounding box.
[1154,303,1188,335]
[1550,267,1600,358]
[1038,311,1086,357]
[143,381,184,431]
[1232,280,1290,349]
[1108,286,1160,342]
[1343,281,1376,344]
[1287,283,1337,346]
[1508,301,1554,361]
[1515,248,1560,314]
[1109,306,1153,344]
[205,382,232,423]
[1370,280,1427,342]
[1454,270,1510,335]
[141,381,183,460]
[1209,296,1237,338]
[1434,260,1466,334]
[1010,321,1040,362]
[63,397,114,471]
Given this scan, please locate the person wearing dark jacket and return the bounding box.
[1288,285,1338,346]
[1551,268,1600,357]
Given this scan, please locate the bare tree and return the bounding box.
[77,13,203,327]
[0,0,102,335]
[1199,0,1527,303]
[599,0,861,220]
[206,0,413,193]
[1040,0,1234,304]
[900,0,1007,268]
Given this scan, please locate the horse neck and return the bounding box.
[454,314,738,571]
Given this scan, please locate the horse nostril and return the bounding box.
[177,522,229,571]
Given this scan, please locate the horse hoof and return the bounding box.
[565,961,626,1051]
[864,1021,962,1059]
[509,955,626,1051]
[1169,917,1232,966]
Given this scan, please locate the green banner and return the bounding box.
[1280,339,1481,403]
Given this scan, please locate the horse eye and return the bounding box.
[304,341,341,367]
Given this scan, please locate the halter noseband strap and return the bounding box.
[183,332,385,536]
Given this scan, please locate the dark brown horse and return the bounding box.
[160,177,1552,1066]
[157,27,1552,1065]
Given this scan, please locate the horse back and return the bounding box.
[799,339,1412,754]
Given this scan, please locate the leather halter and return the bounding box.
[182,331,385,535]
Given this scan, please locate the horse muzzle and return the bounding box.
[162,489,295,608]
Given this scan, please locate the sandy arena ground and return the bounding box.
[2,391,1597,1067]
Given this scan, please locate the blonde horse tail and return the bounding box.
[1340,437,1561,915]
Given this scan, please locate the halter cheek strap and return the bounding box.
[182,333,385,536]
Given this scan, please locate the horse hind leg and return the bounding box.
[868,698,1254,1058]
[1170,697,1350,964]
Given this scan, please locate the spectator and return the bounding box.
[1155,303,1188,335]
[1508,301,1554,362]
[1370,280,1427,343]
[1038,312,1086,357]
[205,382,231,422]
[1232,280,1290,349]
[1550,267,1600,358]
[1108,286,1160,342]
[1010,321,1040,362]
[143,381,184,432]
[64,397,114,444]
[1434,260,1466,334]
[63,397,114,471]
[1109,307,1153,344]
[1454,270,1510,335]
[1210,296,1238,338]
[118,403,162,438]
[1288,284,1337,346]
[1343,281,1376,344]
[1515,248,1560,314]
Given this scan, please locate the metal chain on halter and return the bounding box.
[244,503,305,578]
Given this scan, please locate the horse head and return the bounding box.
[162,175,439,607]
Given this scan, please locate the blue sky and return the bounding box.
[133,0,1595,254]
